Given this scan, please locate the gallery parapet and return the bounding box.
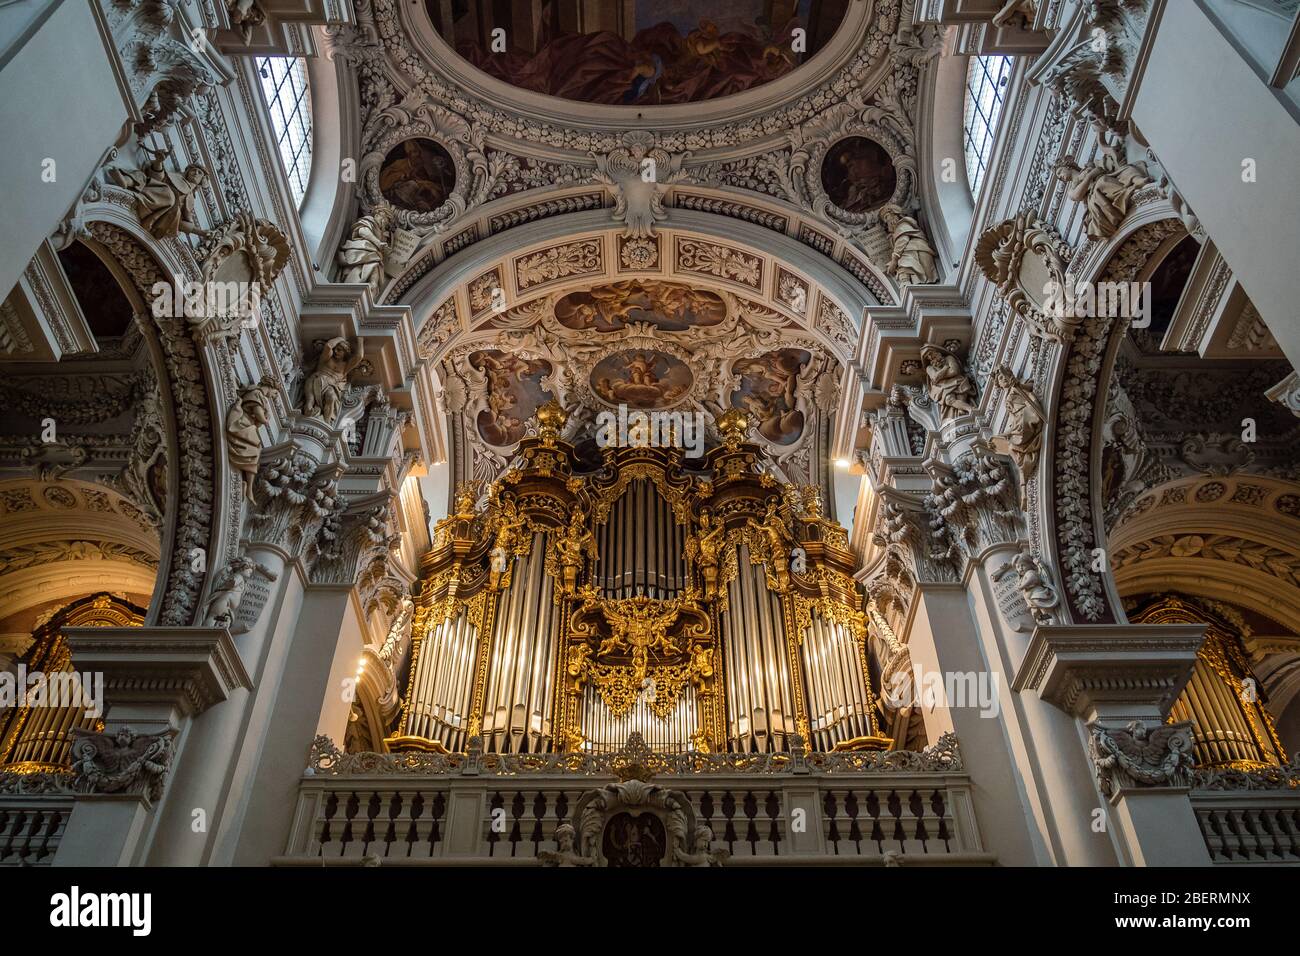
[304,731,964,778]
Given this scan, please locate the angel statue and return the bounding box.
[539,823,596,867]
[225,380,273,504]
[687,508,726,597]
[302,337,367,425]
[1012,546,1059,624]
[673,825,729,867]
[107,142,209,241]
[747,499,795,590]
[556,509,597,595]
[920,344,977,419]
[990,366,1046,502]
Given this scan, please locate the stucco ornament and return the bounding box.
[592,132,690,238]
[974,212,1081,342]
[1088,720,1195,798]
[70,727,178,808]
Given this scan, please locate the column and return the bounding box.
[1014,623,1214,866]
[52,627,249,867]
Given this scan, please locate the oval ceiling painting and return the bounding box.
[555,280,726,332]
[378,138,457,213]
[470,350,553,446]
[820,137,896,214]
[428,1,849,106]
[590,350,693,409]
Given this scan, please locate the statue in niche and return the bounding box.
[337,206,396,296]
[921,344,977,419]
[203,554,277,630]
[1053,123,1152,240]
[687,509,726,598]
[880,205,939,285]
[1013,545,1059,624]
[226,380,273,504]
[302,337,366,425]
[107,142,209,241]
[990,366,1046,502]
[539,823,596,867]
[557,510,597,595]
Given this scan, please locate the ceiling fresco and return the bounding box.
[440,275,842,488]
[591,350,694,409]
[554,280,727,332]
[428,1,849,105]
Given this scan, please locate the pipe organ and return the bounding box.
[1133,597,1287,770]
[0,593,143,772]
[392,405,890,756]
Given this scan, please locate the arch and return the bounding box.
[0,478,160,633]
[76,217,226,628]
[1039,211,1190,624]
[395,209,882,368]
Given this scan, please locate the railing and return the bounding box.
[0,773,75,866]
[1192,759,1300,865]
[276,734,993,865]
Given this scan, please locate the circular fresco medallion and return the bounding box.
[590,350,693,409]
[378,138,457,213]
[821,137,896,214]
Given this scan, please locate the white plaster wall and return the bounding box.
[0,0,128,295]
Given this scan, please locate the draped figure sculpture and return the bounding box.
[302,337,366,425]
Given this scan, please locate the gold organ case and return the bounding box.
[392,406,891,756]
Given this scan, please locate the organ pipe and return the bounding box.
[395,405,888,758]
[1133,596,1286,769]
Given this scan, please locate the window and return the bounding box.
[963,54,1013,200]
[256,57,313,207]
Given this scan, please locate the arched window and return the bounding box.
[963,54,1013,200]
[256,56,313,207]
